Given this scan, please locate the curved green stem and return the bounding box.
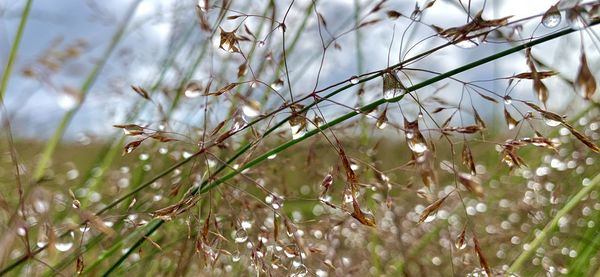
[0,0,33,101]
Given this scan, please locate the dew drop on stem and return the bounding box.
[184,81,202,98]
[232,250,241,262]
[404,118,428,154]
[454,37,481,49]
[545,118,561,127]
[383,72,405,100]
[542,5,561,28]
[234,228,248,243]
[242,104,260,118]
[270,79,284,91]
[55,231,75,252]
[290,264,308,277]
[350,76,359,84]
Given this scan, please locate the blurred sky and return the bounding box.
[0,0,598,141]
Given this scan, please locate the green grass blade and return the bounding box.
[0,0,33,101]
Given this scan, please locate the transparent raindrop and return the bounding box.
[283,244,299,258]
[232,250,241,262]
[241,220,252,230]
[423,213,437,223]
[197,0,207,12]
[503,96,512,105]
[55,231,75,252]
[290,123,306,140]
[344,193,353,203]
[37,230,48,248]
[290,264,308,277]
[542,6,562,28]
[66,169,79,180]
[270,79,284,91]
[242,104,260,118]
[545,118,561,127]
[17,227,26,237]
[455,238,467,250]
[384,89,397,100]
[234,229,248,243]
[58,93,79,110]
[454,37,481,49]
[350,76,359,84]
[184,82,202,98]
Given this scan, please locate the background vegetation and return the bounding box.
[1,0,600,276]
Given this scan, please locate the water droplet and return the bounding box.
[455,239,467,250]
[232,250,241,262]
[17,227,26,237]
[272,197,284,210]
[344,193,354,203]
[270,79,284,91]
[242,101,260,117]
[454,38,480,49]
[241,220,252,229]
[182,151,193,159]
[542,5,562,28]
[423,213,437,223]
[66,169,79,180]
[55,232,75,252]
[267,154,277,160]
[290,123,306,140]
[376,110,388,129]
[409,141,428,153]
[58,91,79,109]
[234,229,248,243]
[184,81,202,98]
[197,0,207,12]
[318,195,332,202]
[231,114,247,132]
[33,200,49,213]
[290,264,308,277]
[503,96,512,105]
[283,244,299,258]
[404,118,429,154]
[350,76,359,84]
[258,41,265,47]
[384,89,397,100]
[139,153,149,161]
[265,195,273,204]
[383,72,405,100]
[545,118,561,127]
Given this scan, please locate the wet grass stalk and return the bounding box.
[2,2,599,274]
[99,20,600,275]
[0,0,34,101]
